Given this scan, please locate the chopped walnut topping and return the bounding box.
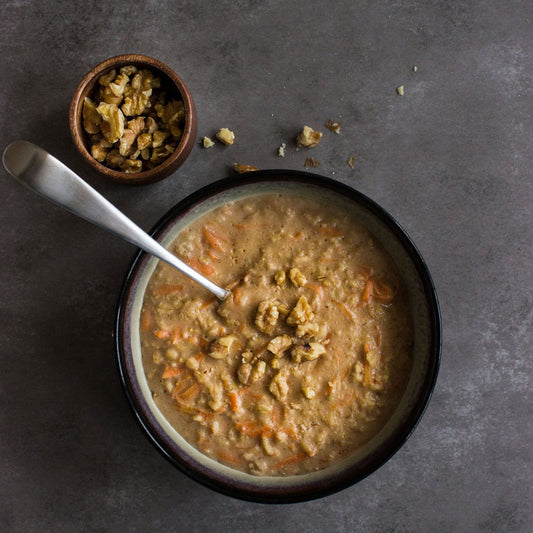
[347,156,356,169]
[295,322,328,340]
[98,69,117,87]
[289,267,307,287]
[251,360,267,382]
[291,342,326,363]
[286,296,314,326]
[296,125,322,148]
[121,158,142,173]
[267,335,292,357]
[96,103,125,144]
[237,362,252,385]
[274,270,286,285]
[302,386,316,399]
[354,361,364,382]
[82,65,185,172]
[255,301,280,334]
[269,370,289,400]
[216,128,235,145]
[82,97,102,134]
[208,335,237,359]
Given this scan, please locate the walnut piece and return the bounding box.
[255,301,280,334]
[291,342,326,363]
[274,270,286,285]
[96,103,125,144]
[296,125,322,148]
[82,98,102,134]
[234,163,259,174]
[237,362,252,385]
[286,296,314,326]
[269,371,289,400]
[324,119,341,134]
[289,267,307,287]
[216,128,235,145]
[81,65,185,172]
[267,335,292,357]
[202,136,215,148]
[304,157,320,168]
[208,335,237,359]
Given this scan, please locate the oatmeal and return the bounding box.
[140,194,412,475]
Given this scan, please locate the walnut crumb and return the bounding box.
[216,128,235,145]
[347,156,356,169]
[296,125,322,148]
[325,119,341,134]
[234,163,259,174]
[278,142,286,157]
[304,157,320,168]
[202,136,215,148]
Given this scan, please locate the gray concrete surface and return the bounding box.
[1,1,532,531]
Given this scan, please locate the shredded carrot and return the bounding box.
[207,248,222,261]
[140,308,152,331]
[179,383,201,400]
[154,329,171,339]
[232,285,244,305]
[292,231,303,241]
[274,452,307,469]
[361,279,374,303]
[187,258,215,276]
[202,225,227,252]
[307,282,324,299]
[372,279,395,303]
[162,365,186,379]
[337,301,356,320]
[171,328,183,344]
[235,421,273,438]
[216,449,242,465]
[318,226,344,237]
[225,278,241,291]
[194,351,205,364]
[152,284,184,296]
[200,298,216,310]
[228,391,242,412]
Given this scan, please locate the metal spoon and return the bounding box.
[2,140,229,300]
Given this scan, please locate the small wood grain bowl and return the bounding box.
[69,54,197,185]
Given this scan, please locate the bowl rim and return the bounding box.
[114,170,441,503]
[69,53,197,185]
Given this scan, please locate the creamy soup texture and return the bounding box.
[140,194,413,475]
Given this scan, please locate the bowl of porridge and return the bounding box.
[115,170,441,502]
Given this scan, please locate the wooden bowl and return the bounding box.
[69,54,197,185]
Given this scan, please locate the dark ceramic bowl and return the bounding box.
[69,54,197,185]
[115,171,441,503]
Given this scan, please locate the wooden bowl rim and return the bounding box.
[69,54,197,185]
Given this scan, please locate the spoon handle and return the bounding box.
[2,141,229,300]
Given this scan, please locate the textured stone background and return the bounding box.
[1,1,531,531]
